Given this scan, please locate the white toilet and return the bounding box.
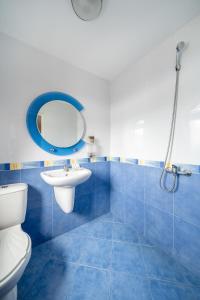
[0,183,31,300]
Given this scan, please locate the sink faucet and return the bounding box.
[64,165,69,172]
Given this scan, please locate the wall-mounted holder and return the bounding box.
[86,136,96,158]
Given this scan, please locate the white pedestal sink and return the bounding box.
[40,168,92,213]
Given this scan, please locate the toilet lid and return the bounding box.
[0,226,30,283]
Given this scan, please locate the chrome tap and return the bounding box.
[64,165,69,172]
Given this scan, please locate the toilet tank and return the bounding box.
[0,183,28,230]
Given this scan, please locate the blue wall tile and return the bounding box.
[110,190,125,223]
[110,162,124,193]
[2,157,200,279]
[94,187,110,217]
[20,168,53,246]
[110,162,200,276]
[22,205,52,246]
[0,161,110,247]
[110,162,145,228]
[95,162,110,191]
[123,163,144,201]
[124,196,145,235]
[144,167,173,214]
[0,170,21,185]
[76,163,96,196]
[52,193,95,237]
[21,168,52,210]
[174,174,200,228]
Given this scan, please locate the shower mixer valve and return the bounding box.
[166,165,192,176]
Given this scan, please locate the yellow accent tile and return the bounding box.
[90,156,96,163]
[10,163,22,170]
[165,162,172,169]
[120,157,126,163]
[44,160,54,167]
[139,160,145,165]
[70,158,76,165]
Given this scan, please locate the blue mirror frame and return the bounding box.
[26,91,86,155]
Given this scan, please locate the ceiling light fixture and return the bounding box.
[71,0,103,21]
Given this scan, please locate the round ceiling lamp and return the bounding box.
[71,0,103,21]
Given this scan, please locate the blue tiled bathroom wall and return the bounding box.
[1,156,200,277]
[0,161,110,247]
[110,162,200,276]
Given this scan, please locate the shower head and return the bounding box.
[176,41,185,71]
[176,41,185,52]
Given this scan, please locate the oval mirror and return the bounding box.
[26,92,86,155]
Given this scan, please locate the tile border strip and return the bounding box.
[0,156,199,174]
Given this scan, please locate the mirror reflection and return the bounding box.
[36,100,85,147]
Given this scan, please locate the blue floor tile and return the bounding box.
[174,216,200,275]
[26,260,76,300]
[94,212,125,224]
[68,265,110,300]
[79,237,112,269]
[19,213,200,300]
[150,280,200,300]
[18,243,51,299]
[71,218,112,240]
[112,222,139,243]
[111,271,151,300]
[111,241,146,275]
[145,205,173,253]
[47,233,84,263]
[142,246,200,287]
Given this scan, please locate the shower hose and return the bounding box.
[159,69,180,193]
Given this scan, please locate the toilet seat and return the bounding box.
[0,226,31,287]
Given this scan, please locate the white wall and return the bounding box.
[110,15,200,165]
[0,33,110,163]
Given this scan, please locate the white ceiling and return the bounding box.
[0,0,200,80]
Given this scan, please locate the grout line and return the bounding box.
[139,240,154,300]
[172,192,175,255]
[144,201,200,236]
[173,213,200,231]
[47,256,200,289]
[143,167,146,238]
[108,222,113,300]
[51,190,54,239]
[66,231,151,246]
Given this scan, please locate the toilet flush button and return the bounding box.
[1,185,8,189]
